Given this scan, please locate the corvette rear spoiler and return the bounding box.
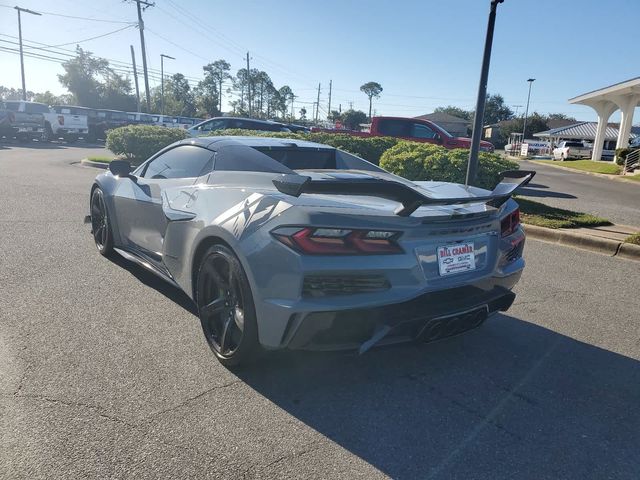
[272,170,535,216]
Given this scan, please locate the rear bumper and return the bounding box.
[257,265,522,351]
[286,284,516,351]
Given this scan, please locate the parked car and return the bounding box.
[552,140,592,160]
[318,116,494,153]
[188,117,291,136]
[127,112,154,125]
[35,104,89,143]
[285,123,311,133]
[86,135,532,366]
[4,100,46,141]
[0,101,16,138]
[151,114,177,128]
[52,106,107,142]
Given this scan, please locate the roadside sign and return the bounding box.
[520,143,529,156]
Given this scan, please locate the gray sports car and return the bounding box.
[87,136,533,366]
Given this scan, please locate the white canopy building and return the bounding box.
[569,77,640,161]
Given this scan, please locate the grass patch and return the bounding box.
[620,174,640,182]
[87,155,114,163]
[534,159,621,175]
[517,197,612,229]
[625,233,640,245]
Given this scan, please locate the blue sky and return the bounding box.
[1,0,638,121]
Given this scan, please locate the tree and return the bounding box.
[299,107,307,121]
[546,112,576,122]
[327,110,342,122]
[151,73,195,116]
[433,105,472,121]
[202,60,231,114]
[482,93,514,124]
[58,47,106,107]
[497,112,549,147]
[278,86,294,119]
[341,109,368,130]
[360,81,383,120]
[58,46,135,110]
[0,86,35,101]
[32,91,73,106]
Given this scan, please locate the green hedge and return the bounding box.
[106,125,190,161]
[379,142,518,190]
[206,129,399,165]
[614,147,638,165]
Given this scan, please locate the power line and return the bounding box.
[30,25,134,49]
[0,4,134,24]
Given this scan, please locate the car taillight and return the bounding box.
[501,208,520,237]
[272,227,403,255]
[58,115,64,125]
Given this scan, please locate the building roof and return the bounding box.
[569,76,640,105]
[415,112,470,124]
[533,122,621,141]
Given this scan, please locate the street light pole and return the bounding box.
[160,54,175,116]
[521,78,536,143]
[465,0,504,186]
[14,6,41,101]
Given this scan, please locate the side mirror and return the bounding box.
[109,160,132,177]
[434,134,443,144]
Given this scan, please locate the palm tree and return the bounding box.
[360,81,383,120]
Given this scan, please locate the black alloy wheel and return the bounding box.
[91,188,114,256]
[197,244,259,367]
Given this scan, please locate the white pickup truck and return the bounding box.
[6,101,89,143]
[552,140,592,160]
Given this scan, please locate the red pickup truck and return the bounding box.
[317,116,494,152]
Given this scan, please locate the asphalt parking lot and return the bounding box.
[1,143,639,479]
[518,159,640,227]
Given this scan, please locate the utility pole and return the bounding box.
[327,80,332,118]
[130,45,141,112]
[349,101,353,110]
[160,53,175,116]
[465,0,504,186]
[339,103,342,114]
[290,94,295,120]
[315,83,321,123]
[521,78,535,142]
[134,0,153,112]
[14,6,41,100]
[246,52,252,117]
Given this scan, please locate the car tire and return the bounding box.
[196,244,260,368]
[90,187,114,256]
[42,123,53,143]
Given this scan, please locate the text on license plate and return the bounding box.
[437,243,476,276]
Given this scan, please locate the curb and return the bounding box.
[528,160,640,184]
[524,224,640,261]
[80,158,109,169]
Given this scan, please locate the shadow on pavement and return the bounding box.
[106,252,640,478]
[518,184,577,199]
[233,315,640,479]
[107,253,198,316]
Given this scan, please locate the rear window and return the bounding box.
[255,147,336,169]
[565,142,584,148]
[25,103,49,114]
[5,102,19,112]
[376,119,410,137]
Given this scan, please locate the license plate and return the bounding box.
[437,243,476,276]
